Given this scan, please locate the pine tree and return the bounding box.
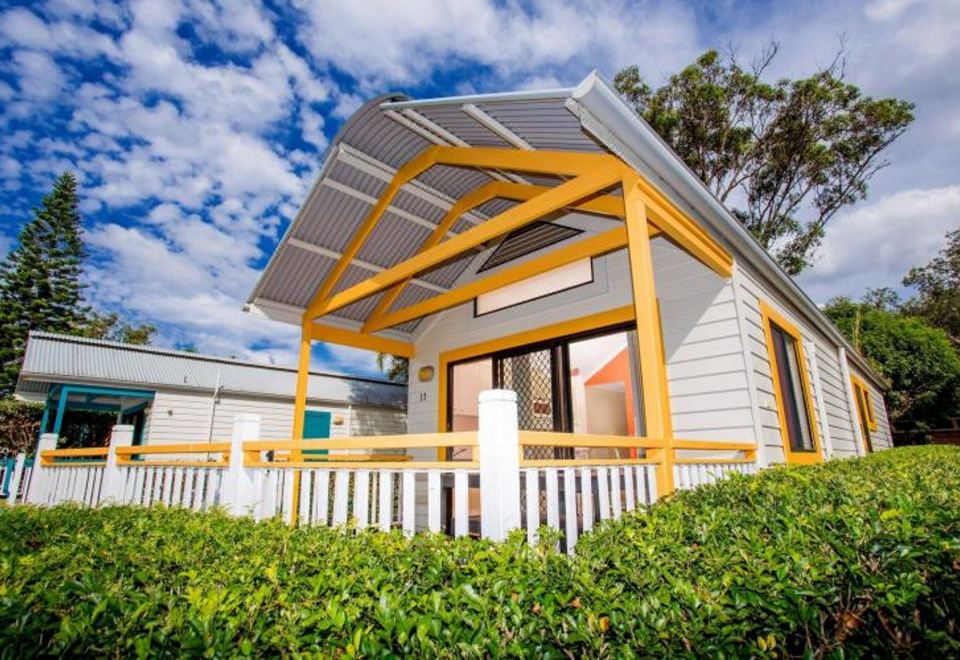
[0,172,89,395]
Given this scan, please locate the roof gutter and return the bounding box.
[568,71,887,388]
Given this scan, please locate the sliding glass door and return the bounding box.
[447,325,643,447]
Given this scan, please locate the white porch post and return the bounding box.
[227,414,260,516]
[6,453,27,505]
[26,433,58,505]
[478,389,521,541]
[99,425,134,504]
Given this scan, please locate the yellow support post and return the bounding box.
[623,174,675,496]
[290,319,312,525]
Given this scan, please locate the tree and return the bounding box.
[376,353,409,383]
[0,173,89,395]
[0,399,43,456]
[614,47,914,275]
[81,312,156,346]
[902,224,960,348]
[824,296,960,430]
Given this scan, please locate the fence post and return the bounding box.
[6,453,26,505]
[227,414,260,516]
[25,433,59,505]
[478,389,521,541]
[99,425,134,504]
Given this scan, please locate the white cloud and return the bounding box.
[798,185,960,302]
[9,50,66,101]
[290,0,699,89]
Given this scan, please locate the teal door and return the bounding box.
[303,410,331,457]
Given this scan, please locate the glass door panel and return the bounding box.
[567,330,638,459]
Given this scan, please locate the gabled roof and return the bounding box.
[16,332,406,409]
[246,72,884,388]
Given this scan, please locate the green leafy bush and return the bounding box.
[1,446,958,657]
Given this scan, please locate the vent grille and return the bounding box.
[478,221,582,273]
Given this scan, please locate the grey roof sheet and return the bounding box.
[247,90,609,335]
[17,332,406,409]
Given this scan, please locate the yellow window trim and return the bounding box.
[850,373,879,433]
[759,301,823,465]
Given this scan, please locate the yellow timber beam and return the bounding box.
[623,174,675,495]
[309,322,415,358]
[364,227,630,333]
[634,175,733,278]
[311,166,625,319]
[363,181,629,332]
[304,147,627,319]
[364,181,506,333]
[307,147,440,318]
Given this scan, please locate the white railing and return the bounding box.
[520,464,659,552]
[673,461,757,489]
[21,390,760,552]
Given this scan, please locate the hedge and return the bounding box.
[0,446,958,657]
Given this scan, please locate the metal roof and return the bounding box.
[16,332,406,409]
[246,72,886,389]
[245,88,606,338]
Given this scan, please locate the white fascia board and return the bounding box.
[569,71,886,388]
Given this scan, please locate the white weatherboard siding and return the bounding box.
[734,263,877,463]
[653,239,756,444]
[408,233,758,446]
[815,341,860,458]
[144,389,405,444]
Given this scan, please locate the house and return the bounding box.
[246,72,892,475]
[15,332,406,446]
[22,73,893,544]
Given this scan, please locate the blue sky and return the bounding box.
[1,0,958,377]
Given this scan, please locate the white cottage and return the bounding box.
[247,72,891,480]
[23,73,892,542]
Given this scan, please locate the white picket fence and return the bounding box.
[674,461,756,489]
[19,389,760,552]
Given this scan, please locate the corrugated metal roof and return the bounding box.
[247,88,610,336]
[16,332,406,409]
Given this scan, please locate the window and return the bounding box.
[761,302,821,464]
[475,258,593,316]
[850,375,877,453]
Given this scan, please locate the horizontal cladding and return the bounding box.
[653,237,755,442]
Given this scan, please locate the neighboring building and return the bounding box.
[247,71,892,470]
[15,332,406,446]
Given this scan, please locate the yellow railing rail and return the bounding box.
[115,443,231,467]
[518,431,757,469]
[242,431,479,470]
[40,447,109,466]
